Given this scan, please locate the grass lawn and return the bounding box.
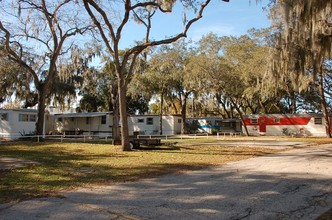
[0,137,329,204]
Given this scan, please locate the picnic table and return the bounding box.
[130,138,161,149]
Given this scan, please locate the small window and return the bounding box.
[314,117,322,125]
[274,118,280,123]
[250,118,258,124]
[1,113,8,121]
[58,117,63,122]
[18,114,36,122]
[29,114,36,122]
[178,119,182,123]
[86,117,90,124]
[137,118,144,123]
[147,117,153,125]
[19,114,29,122]
[101,115,106,124]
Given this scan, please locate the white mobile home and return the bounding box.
[0,109,37,139]
[51,112,113,137]
[128,115,182,136]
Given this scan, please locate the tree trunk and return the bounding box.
[112,106,121,143]
[192,95,197,117]
[35,86,47,136]
[159,92,164,135]
[118,75,131,151]
[180,93,187,134]
[111,78,121,143]
[318,72,331,138]
[291,93,297,114]
[229,97,249,136]
[217,97,231,118]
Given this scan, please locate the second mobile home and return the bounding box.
[51,112,113,137]
[128,115,182,135]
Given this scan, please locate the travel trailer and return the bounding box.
[0,109,38,139]
[50,112,113,137]
[128,115,182,135]
[50,113,182,136]
[243,114,330,137]
[186,117,242,134]
[3,109,329,139]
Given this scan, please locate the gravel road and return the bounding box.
[0,142,331,220]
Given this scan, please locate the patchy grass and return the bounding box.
[0,141,283,203]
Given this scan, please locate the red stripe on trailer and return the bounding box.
[243,116,311,126]
[244,116,311,133]
[279,117,311,125]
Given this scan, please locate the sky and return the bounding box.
[119,0,272,49]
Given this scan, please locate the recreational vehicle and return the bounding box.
[186,117,242,134]
[243,114,330,137]
[128,115,182,135]
[51,112,113,137]
[50,113,182,137]
[0,109,38,139]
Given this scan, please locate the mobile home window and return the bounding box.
[250,118,258,124]
[101,115,107,124]
[58,117,63,122]
[137,118,144,123]
[86,117,90,124]
[29,114,36,122]
[19,114,29,122]
[314,117,322,125]
[178,119,182,123]
[1,113,8,121]
[147,117,153,125]
[18,114,36,122]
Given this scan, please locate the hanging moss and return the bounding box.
[270,0,331,84]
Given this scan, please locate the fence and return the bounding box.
[0,134,114,143]
[0,132,243,144]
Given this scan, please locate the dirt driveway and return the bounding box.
[0,142,331,220]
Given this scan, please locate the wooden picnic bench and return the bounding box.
[130,138,161,149]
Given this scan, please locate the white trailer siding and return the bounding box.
[263,118,327,136]
[128,115,182,135]
[0,109,37,139]
[243,114,330,137]
[52,112,112,137]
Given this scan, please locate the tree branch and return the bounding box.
[126,0,211,56]
[83,0,115,55]
[0,20,40,87]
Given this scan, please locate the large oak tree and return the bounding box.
[82,0,215,150]
[0,0,92,136]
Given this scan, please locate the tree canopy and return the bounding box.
[270,0,332,136]
[0,0,93,135]
[1,0,332,143]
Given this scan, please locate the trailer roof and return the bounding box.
[53,112,111,118]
